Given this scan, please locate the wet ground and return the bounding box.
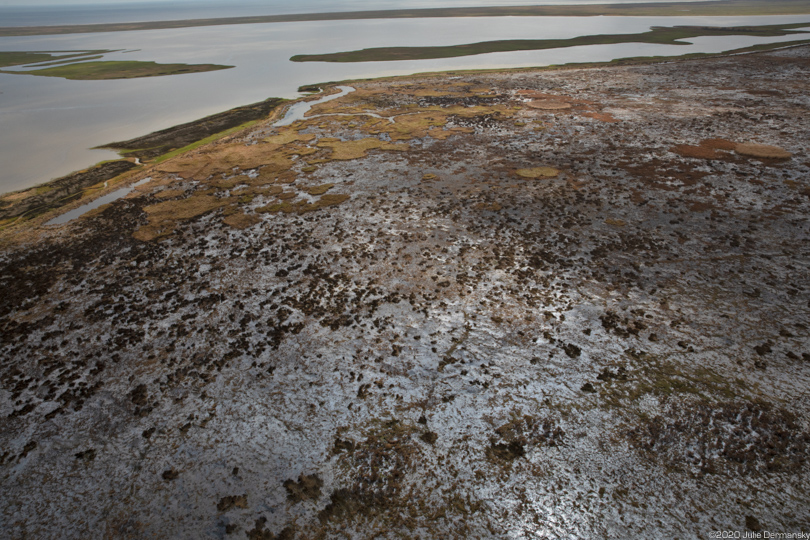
[1,45,809,539]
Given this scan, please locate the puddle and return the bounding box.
[45,177,151,226]
[273,86,355,127]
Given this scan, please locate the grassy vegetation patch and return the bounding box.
[159,142,296,181]
[596,354,746,409]
[605,218,627,227]
[701,138,737,151]
[153,188,186,200]
[317,138,409,160]
[4,60,232,80]
[143,194,223,220]
[306,183,334,195]
[134,194,225,241]
[735,142,792,159]
[223,211,261,229]
[31,55,108,68]
[264,130,317,147]
[515,167,560,179]
[527,100,572,110]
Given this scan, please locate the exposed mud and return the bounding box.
[1,46,809,538]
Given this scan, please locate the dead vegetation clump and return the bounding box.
[618,155,709,189]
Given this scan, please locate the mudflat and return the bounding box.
[1,45,808,537]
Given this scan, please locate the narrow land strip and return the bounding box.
[1,0,810,37]
[291,22,810,62]
[0,60,233,80]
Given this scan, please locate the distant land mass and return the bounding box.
[1,0,810,37]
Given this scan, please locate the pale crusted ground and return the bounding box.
[1,46,809,539]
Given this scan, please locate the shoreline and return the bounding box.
[2,39,808,234]
[2,0,810,37]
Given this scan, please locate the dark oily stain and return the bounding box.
[581,382,597,393]
[74,449,96,462]
[746,515,764,532]
[130,384,148,406]
[563,343,582,358]
[19,441,37,459]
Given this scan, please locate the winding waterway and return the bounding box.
[1,12,808,194]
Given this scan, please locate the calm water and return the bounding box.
[0,0,714,26]
[1,12,808,194]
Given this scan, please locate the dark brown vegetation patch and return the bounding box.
[626,400,810,475]
[319,419,420,525]
[671,144,727,160]
[283,474,323,503]
[217,494,248,512]
[486,414,564,465]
